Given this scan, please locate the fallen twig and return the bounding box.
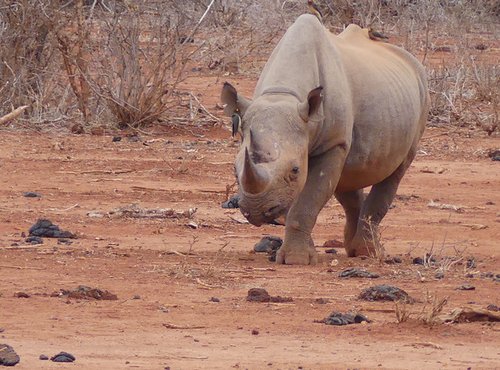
[162,323,206,330]
[427,200,464,213]
[0,264,45,270]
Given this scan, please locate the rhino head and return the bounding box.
[221,82,323,226]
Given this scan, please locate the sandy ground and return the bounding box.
[0,117,498,369]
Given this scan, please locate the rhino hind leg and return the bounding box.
[347,150,417,257]
[334,189,365,247]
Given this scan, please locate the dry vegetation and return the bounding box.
[0,0,498,134]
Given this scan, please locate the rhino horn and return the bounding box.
[241,147,269,194]
[249,129,279,163]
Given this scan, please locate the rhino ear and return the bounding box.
[298,86,323,122]
[221,82,251,117]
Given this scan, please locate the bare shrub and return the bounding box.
[363,216,386,264]
[0,1,54,119]
[419,291,448,326]
[395,299,413,323]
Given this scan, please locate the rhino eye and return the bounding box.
[291,166,299,174]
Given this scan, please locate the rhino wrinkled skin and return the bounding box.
[221,14,429,265]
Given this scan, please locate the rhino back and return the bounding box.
[332,26,429,190]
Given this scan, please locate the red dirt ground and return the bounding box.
[0,79,499,369]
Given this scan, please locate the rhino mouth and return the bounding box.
[241,204,287,226]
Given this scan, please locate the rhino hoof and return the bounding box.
[276,247,318,265]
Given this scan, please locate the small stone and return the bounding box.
[412,254,436,265]
[384,256,402,264]
[486,304,499,312]
[251,329,259,335]
[50,352,75,362]
[435,271,445,279]
[112,136,122,142]
[39,354,49,360]
[132,295,141,300]
[0,344,20,366]
[70,123,84,134]
[488,149,500,161]
[14,292,30,298]
[25,236,43,245]
[466,258,476,269]
[457,284,475,291]
[209,297,220,303]
[314,298,329,304]
[324,248,337,254]
[127,134,141,142]
[23,192,41,198]
[412,257,423,265]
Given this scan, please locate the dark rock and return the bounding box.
[29,219,76,239]
[52,285,117,300]
[112,136,122,142]
[247,288,271,302]
[359,285,414,303]
[221,195,240,209]
[39,355,48,360]
[339,267,379,279]
[132,295,141,300]
[209,297,220,303]
[412,257,423,265]
[14,292,30,298]
[486,304,499,312]
[0,343,20,366]
[246,288,292,303]
[317,311,370,326]
[457,284,475,291]
[314,298,329,304]
[466,258,476,269]
[127,134,141,143]
[25,236,43,245]
[384,256,402,264]
[50,352,75,363]
[251,329,259,335]
[324,249,337,254]
[488,149,500,161]
[254,236,283,253]
[57,238,73,245]
[412,253,436,265]
[23,192,41,198]
[70,123,84,134]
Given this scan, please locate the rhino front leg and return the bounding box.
[276,145,347,265]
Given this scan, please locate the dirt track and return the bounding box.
[0,120,499,369]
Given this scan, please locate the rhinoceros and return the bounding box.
[221,14,429,265]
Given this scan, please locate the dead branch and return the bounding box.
[0,106,29,125]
